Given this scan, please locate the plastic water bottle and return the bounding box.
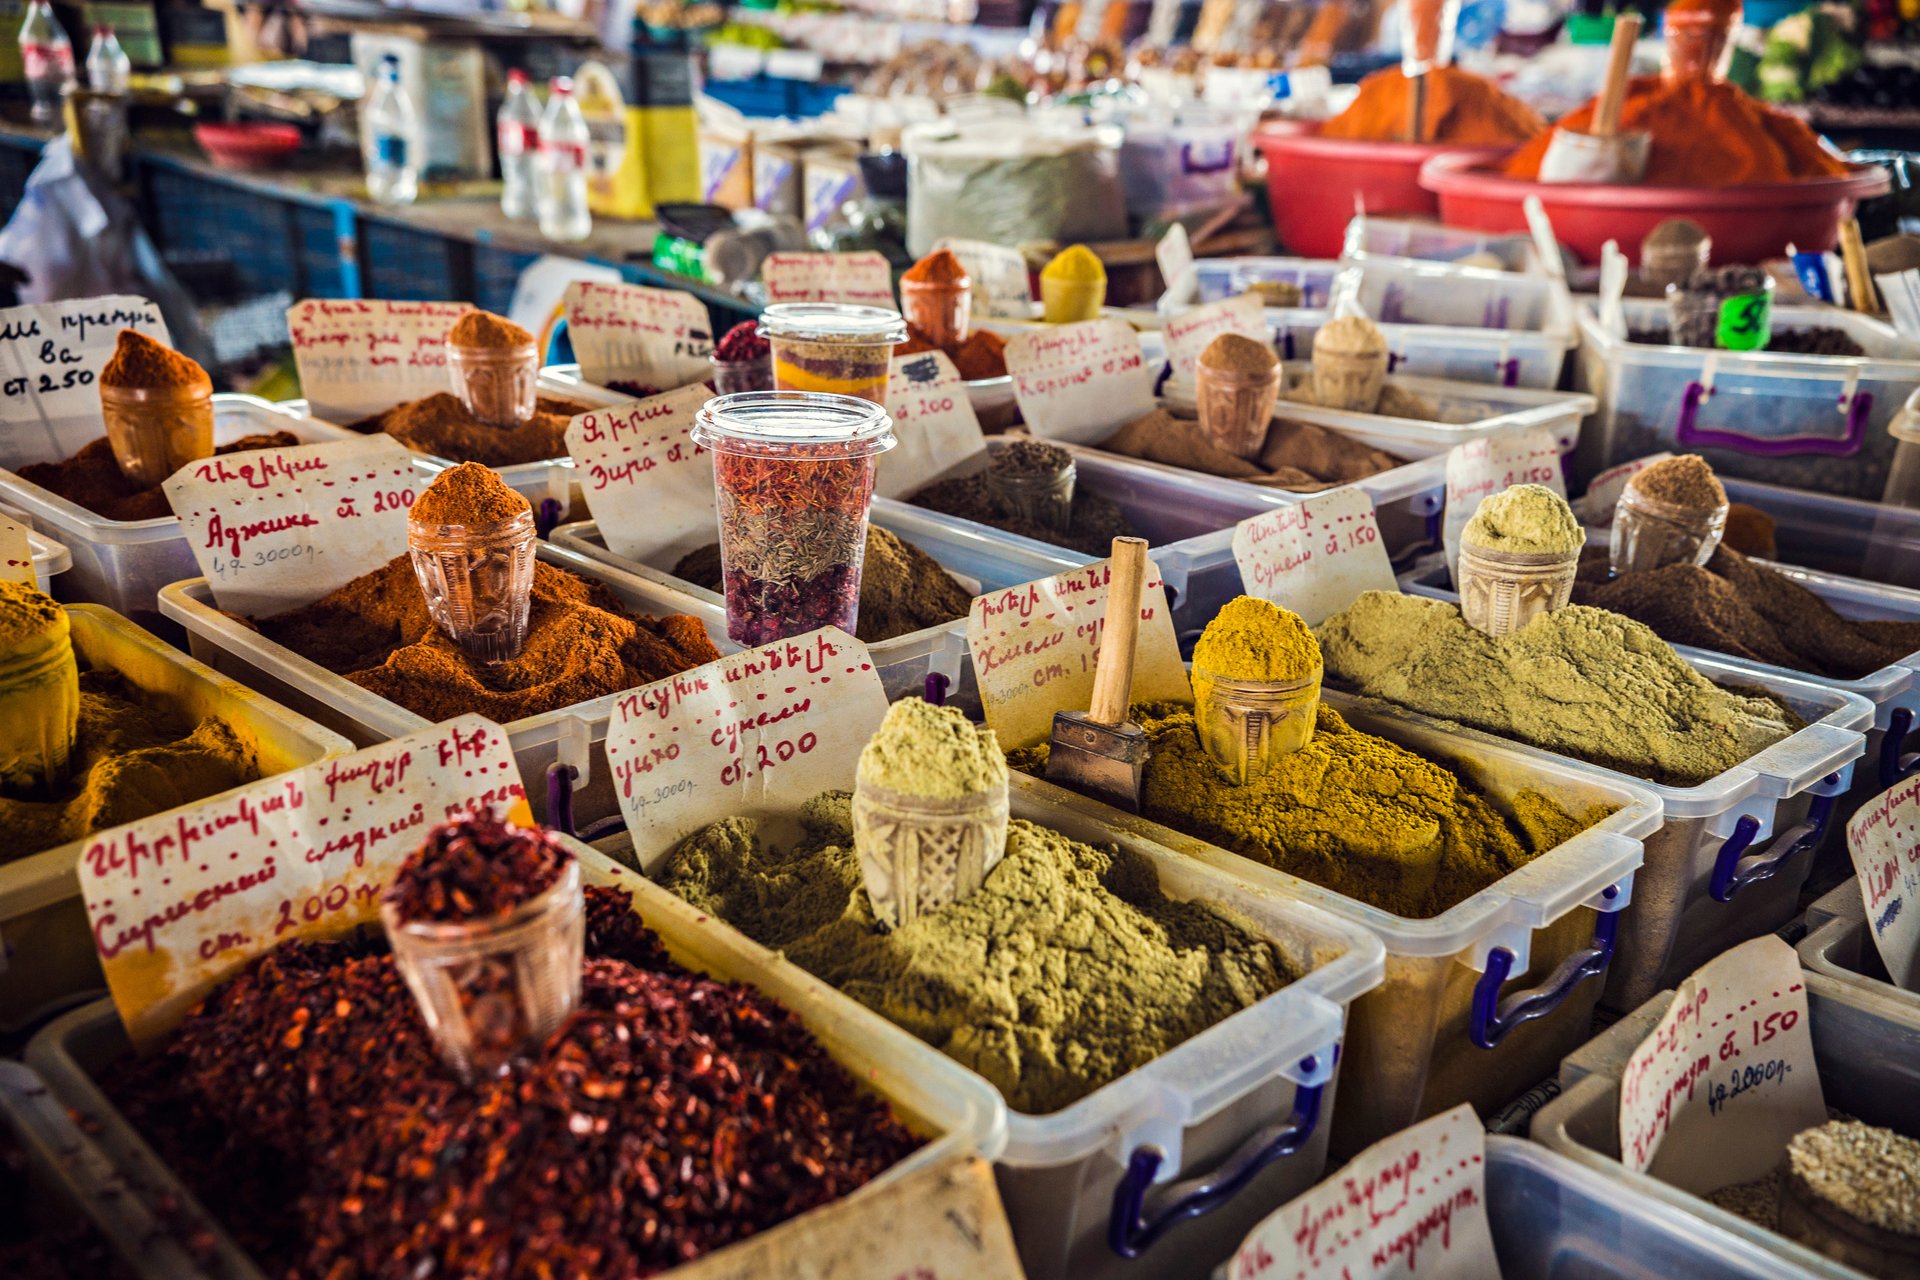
[18,1,74,124]
[85,25,129,94]
[496,68,539,221]
[364,53,418,207]
[536,77,591,243]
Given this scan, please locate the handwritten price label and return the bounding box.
[79,715,529,1047]
[1232,488,1397,626]
[967,558,1191,750]
[1846,773,1920,990]
[1163,294,1267,382]
[0,516,33,586]
[163,435,423,615]
[934,238,1032,318]
[286,298,473,425]
[1227,1105,1498,1280]
[1441,428,1566,575]
[563,280,713,392]
[1156,223,1198,308]
[0,295,168,466]
[563,384,715,566]
[1619,935,1826,1195]
[1005,318,1155,445]
[878,351,987,498]
[1576,452,1674,529]
[604,628,887,860]
[761,251,896,308]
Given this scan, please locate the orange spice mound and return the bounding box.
[1319,66,1544,146]
[100,330,208,390]
[447,310,533,350]
[902,248,969,286]
[892,326,1007,380]
[351,393,593,467]
[410,462,530,527]
[1502,76,1848,185]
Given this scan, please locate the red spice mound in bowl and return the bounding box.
[384,811,571,924]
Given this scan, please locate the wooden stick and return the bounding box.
[1595,13,1642,139]
[1839,218,1878,314]
[1407,71,1429,143]
[1087,537,1147,728]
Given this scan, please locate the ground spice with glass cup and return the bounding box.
[1191,597,1322,786]
[407,463,539,664]
[444,310,540,428]
[96,330,214,488]
[1640,218,1712,292]
[0,579,77,800]
[1195,333,1282,460]
[709,319,773,394]
[1456,484,1586,637]
[1666,264,1776,351]
[760,303,907,405]
[899,248,972,352]
[985,438,1076,534]
[1308,314,1391,413]
[1611,453,1730,577]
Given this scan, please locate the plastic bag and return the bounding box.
[903,120,1127,256]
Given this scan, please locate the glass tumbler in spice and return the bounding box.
[852,776,1009,929]
[1455,542,1580,637]
[900,262,972,352]
[985,442,1076,534]
[0,587,79,797]
[1193,666,1319,786]
[760,303,908,406]
[1195,337,1281,460]
[447,336,540,427]
[382,857,585,1080]
[99,379,215,489]
[710,351,774,395]
[408,505,540,663]
[691,391,896,647]
[1610,485,1729,576]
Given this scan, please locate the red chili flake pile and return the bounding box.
[105,883,923,1279]
[384,810,571,924]
[714,321,770,364]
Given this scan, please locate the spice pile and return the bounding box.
[910,463,1134,555]
[1626,325,1866,356]
[108,867,922,1278]
[715,320,770,364]
[1708,1119,1920,1247]
[18,431,300,521]
[1097,407,1404,492]
[385,811,570,922]
[447,311,532,352]
[673,524,974,643]
[350,393,595,467]
[895,248,1009,380]
[898,323,1009,381]
[1466,482,1586,554]
[1319,65,1545,145]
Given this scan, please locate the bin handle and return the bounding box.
[1499,357,1520,387]
[536,497,563,539]
[1469,883,1624,1050]
[1108,1052,1330,1259]
[1709,778,1839,903]
[1676,379,1870,459]
[924,672,949,706]
[547,763,578,837]
[1882,706,1920,787]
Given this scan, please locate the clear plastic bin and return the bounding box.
[0,396,358,634]
[1192,256,1342,307]
[15,525,70,594]
[1340,214,1548,275]
[1273,310,1573,389]
[1533,969,1920,1280]
[23,839,1009,1280]
[604,784,1386,1280]
[0,605,354,1034]
[1713,475,1920,594]
[1797,880,1920,1020]
[1573,299,1920,503]
[1327,258,1578,386]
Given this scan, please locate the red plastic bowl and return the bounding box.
[1420,152,1891,265]
[1252,125,1516,258]
[194,122,303,172]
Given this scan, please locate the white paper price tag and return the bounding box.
[1156,223,1198,310]
[1442,428,1566,574]
[968,558,1191,750]
[563,384,715,566]
[934,237,1033,318]
[1846,774,1920,991]
[163,435,423,616]
[878,351,987,498]
[605,628,888,856]
[79,715,530,1047]
[1232,489,1397,626]
[286,299,473,424]
[0,516,33,585]
[761,251,896,308]
[1163,293,1267,382]
[0,295,168,466]
[1619,935,1826,1195]
[1005,319,1155,445]
[562,280,713,391]
[1575,452,1673,528]
[1227,1105,1499,1280]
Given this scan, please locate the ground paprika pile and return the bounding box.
[1319,65,1545,145]
[99,329,208,391]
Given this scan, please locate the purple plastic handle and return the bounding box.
[536,497,563,539]
[924,672,950,706]
[546,763,577,837]
[1882,707,1920,788]
[1500,357,1520,387]
[1469,884,1622,1050]
[1709,780,1839,903]
[1676,380,1872,458]
[1281,330,1296,362]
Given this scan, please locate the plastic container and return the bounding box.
[407,507,539,662]
[1455,542,1578,636]
[1667,270,1775,352]
[1532,969,1920,1280]
[1611,485,1729,575]
[98,381,215,488]
[1330,257,1578,353]
[1572,299,1920,503]
[0,604,354,1034]
[606,783,1385,1280]
[986,450,1076,532]
[0,396,358,633]
[1711,476,1920,594]
[759,302,907,405]
[1194,256,1341,307]
[1340,214,1546,274]
[24,839,1009,1280]
[15,525,72,594]
[709,351,773,395]
[445,338,539,427]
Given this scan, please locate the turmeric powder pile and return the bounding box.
[1319,65,1545,146]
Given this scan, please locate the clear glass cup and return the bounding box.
[900,275,972,350]
[1666,276,1775,351]
[1610,486,1729,576]
[408,508,539,663]
[691,391,896,646]
[1663,9,1733,81]
[852,777,1009,929]
[986,454,1076,533]
[1196,358,1280,459]
[447,339,540,427]
[1456,542,1580,637]
[759,303,907,406]
[0,609,78,797]
[1193,666,1321,786]
[381,858,584,1081]
[99,382,214,487]
[709,352,773,395]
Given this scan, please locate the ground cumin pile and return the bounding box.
[1098,408,1402,492]
[909,468,1133,555]
[350,393,593,468]
[672,524,974,643]
[661,790,1291,1113]
[252,556,720,722]
[18,432,300,521]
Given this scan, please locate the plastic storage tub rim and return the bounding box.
[1330,256,1579,350]
[1797,880,1918,1015]
[15,524,71,592]
[1579,299,1920,380]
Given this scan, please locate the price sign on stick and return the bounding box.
[0,516,33,586]
[286,299,473,425]
[878,351,987,498]
[761,251,896,308]
[0,295,168,466]
[1618,934,1826,1195]
[562,280,713,391]
[1163,294,1266,382]
[934,238,1033,318]
[1233,489,1398,626]
[1441,428,1566,574]
[1005,318,1154,445]
[563,385,715,565]
[1846,773,1920,991]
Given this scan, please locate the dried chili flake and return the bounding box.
[713,322,770,364]
[384,811,571,924]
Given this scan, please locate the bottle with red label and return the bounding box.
[496,68,539,222]
[536,76,591,243]
[18,0,75,124]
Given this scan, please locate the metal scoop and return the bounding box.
[1045,537,1150,813]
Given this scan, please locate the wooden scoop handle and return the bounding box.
[1595,13,1642,139]
[1088,537,1148,728]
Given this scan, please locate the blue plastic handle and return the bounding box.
[536,497,563,540]
[1108,1054,1328,1259]
[546,763,577,837]
[1709,779,1838,903]
[1469,884,1622,1051]
[1881,706,1919,788]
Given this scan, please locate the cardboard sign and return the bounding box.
[562,280,713,392]
[0,295,168,466]
[1227,1106,1499,1280]
[1846,772,1920,991]
[1232,489,1398,626]
[877,351,987,499]
[968,557,1191,750]
[604,628,888,857]
[286,299,473,425]
[1005,319,1155,445]
[761,251,896,308]
[1575,452,1673,529]
[934,237,1033,319]
[563,384,715,566]
[1156,223,1198,310]
[0,516,33,586]
[1619,935,1826,1196]
[164,436,423,616]
[80,715,530,1047]
[1441,428,1566,575]
[1163,293,1267,382]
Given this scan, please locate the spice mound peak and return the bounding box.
[447,310,533,350]
[100,329,208,390]
[1194,596,1320,683]
[1464,484,1585,555]
[385,811,572,924]
[410,461,531,528]
[858,697,1007,800]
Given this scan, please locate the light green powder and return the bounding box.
[1462,484,1586,555]
[856,697,1008,799]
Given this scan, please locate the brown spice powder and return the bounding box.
[351,393,592,467]
[1199,333,1279,376]
[1099,409,1401,492]
[18,432,301,521]
[1628,454,1727,512]
[446,311,533,351]
[1723,502,1778,559]
[99,330,208,390]
[409,462,530,527]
